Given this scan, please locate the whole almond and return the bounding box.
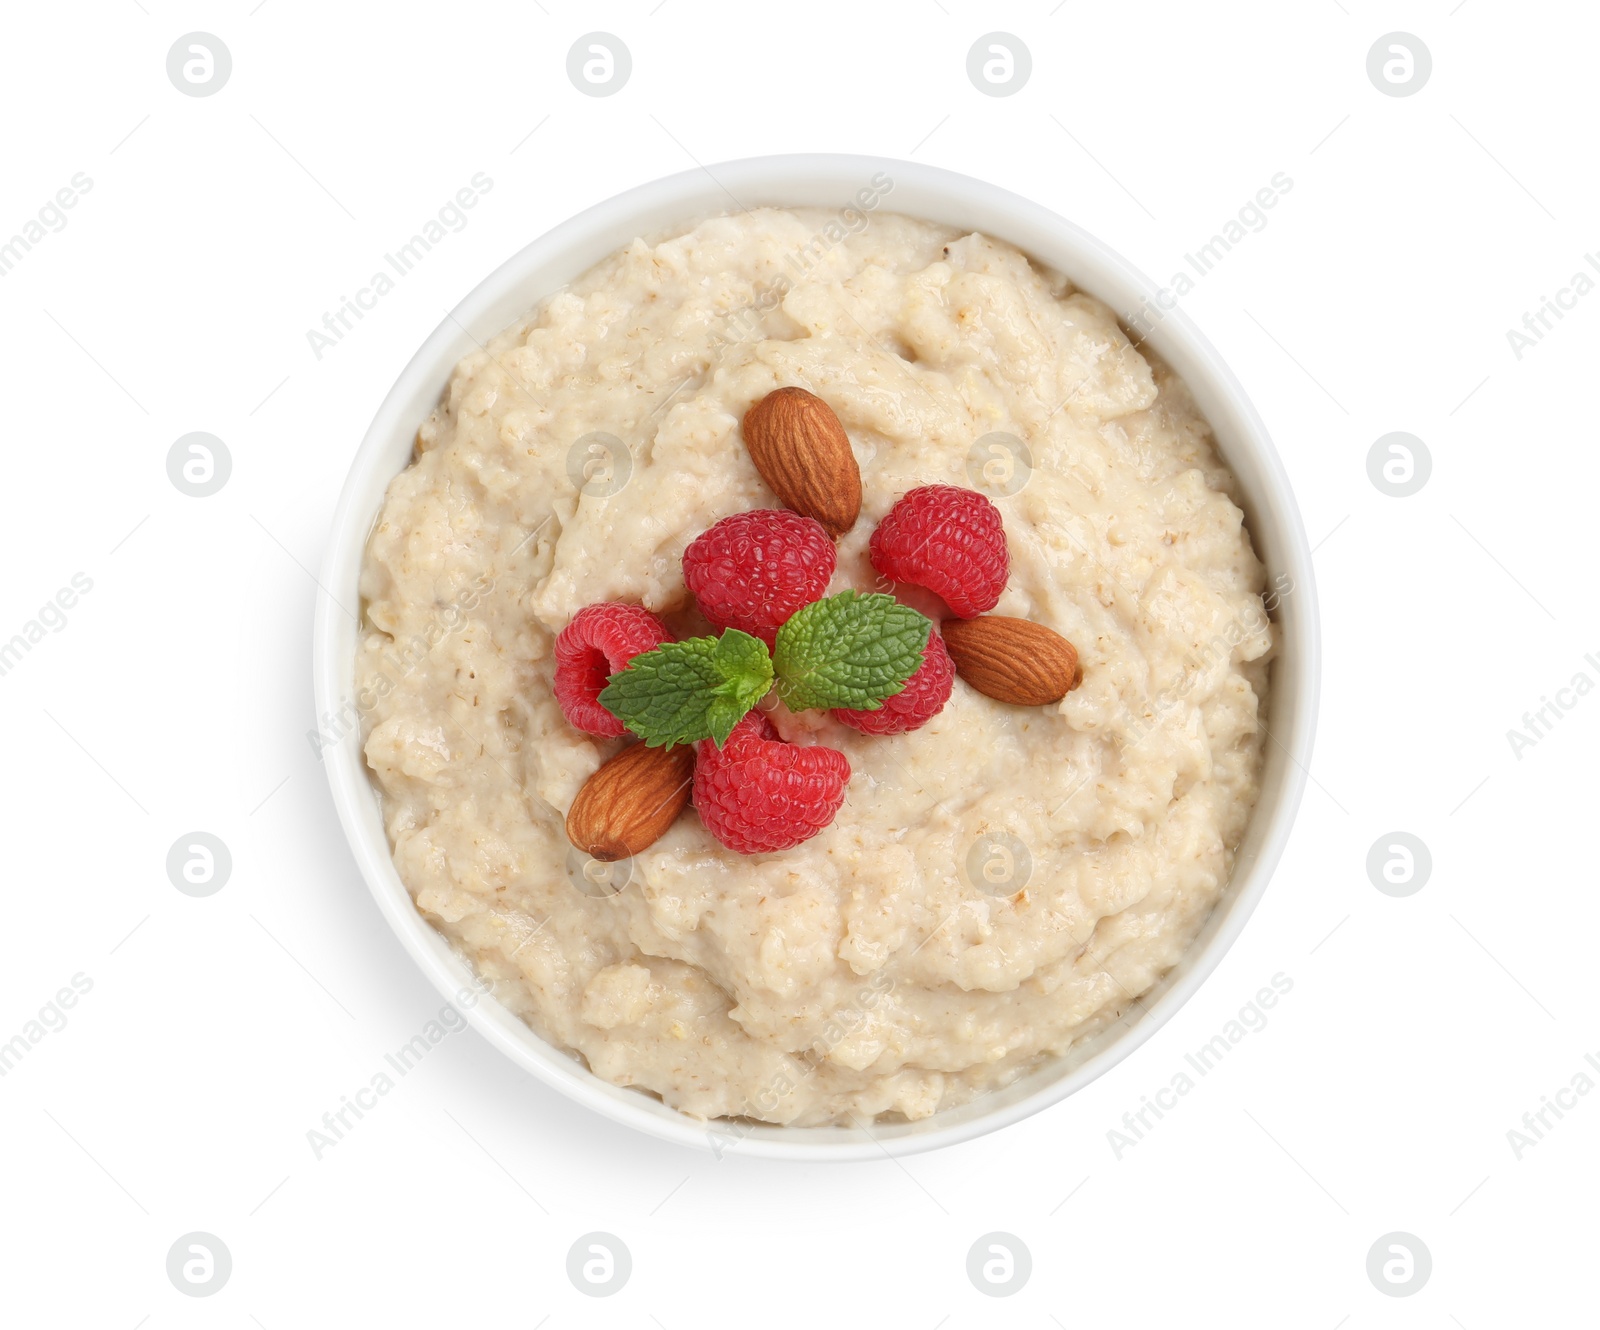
[941,616,1082,706]
[566,742,695,862]
[741,387,862,537]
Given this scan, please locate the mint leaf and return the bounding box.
[598,629,773,748]
[700,630,774,745]
[773,591,931,712]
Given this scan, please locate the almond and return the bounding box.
[566,742,695,862]
[741,387,862,537]
[941,616,1083,707]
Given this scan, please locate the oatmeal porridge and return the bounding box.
[356,205,1273,1126]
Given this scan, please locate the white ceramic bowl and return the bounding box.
[313,154,1320,1161]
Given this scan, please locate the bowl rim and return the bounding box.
[312,152,1321,1162]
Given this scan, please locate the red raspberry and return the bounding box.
[832,628,955,735]
[868,485,1008,618]
[554,603,673,738]
[693,711,851,854]
[683,509,835,647]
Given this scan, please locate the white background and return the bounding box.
[1,1,1594,1324]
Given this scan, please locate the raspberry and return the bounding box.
[554,603,673,738]
[683,509,835,647]
[693,710,851,854]
[868,485,1008,619]
[832,628,955,735]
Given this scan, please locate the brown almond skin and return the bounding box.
[741,387,862,537]
[942,616,1083,707]
[566,742,695,862]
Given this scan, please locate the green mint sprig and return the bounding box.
[597,592,931,748]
